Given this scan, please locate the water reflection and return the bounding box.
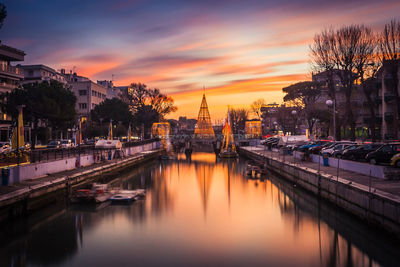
[0,153,399,267]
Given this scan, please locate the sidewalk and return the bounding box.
[247,146,400,197]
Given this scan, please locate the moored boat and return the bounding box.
[109,189,146,203]
[219,149,238,158]
[71,183,112,203]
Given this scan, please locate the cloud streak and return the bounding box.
[2,0,400,118]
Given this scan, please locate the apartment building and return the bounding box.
[69,78,107,118]
[378,60,400,140]
[0,43,25,94]
[19,64,67,84]
[0,43,25,141]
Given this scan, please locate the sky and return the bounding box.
[1,0,400,121]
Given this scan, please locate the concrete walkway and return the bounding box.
[245,146,400,197]
[0,149,160,206]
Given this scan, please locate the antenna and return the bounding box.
[203,85,205,95]
[111,74,115,82]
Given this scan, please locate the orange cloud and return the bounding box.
[168,73,307,120]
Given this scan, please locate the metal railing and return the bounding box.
[0,139,160,166]
[0,64,23,76]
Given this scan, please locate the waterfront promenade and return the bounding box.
[0,148,161,222]
[245,146,400,196]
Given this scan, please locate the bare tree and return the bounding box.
[250,98,265,120]
[310,29,341,139]
[330,25,365,140]
[353,27,380,141]
[0,3,6,30]
[282,81,322,135]
[148,88,178,119]
[311,25,376,140]
[229,108,249,134]
[379,20,400,139]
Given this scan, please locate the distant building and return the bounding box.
[178,116,197,134]
[0,43,25,141]
[63,71,90,83]
[69,77,107,118]
[19,64,67,84]
[113,86,128,99]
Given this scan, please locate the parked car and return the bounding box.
[47,140,62,148]
[263,137,279,149]
[298,142,315,152]
[0,143,10,153]
[391,153,400,168]
[60,139,74,148]
[342,143,382,161]
[309,141,334,154]
[366,143,400,165]
[332,144,360,158]
[321,142,357,156]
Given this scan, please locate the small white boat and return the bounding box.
[110,189,146,203]
[110,194,136,202]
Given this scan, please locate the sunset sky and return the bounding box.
[2,0,400,120]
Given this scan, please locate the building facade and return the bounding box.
[379,60,400,140]
[19,64,67,84]
[69,80,107,118]
[0,43,25,94]
[0,43,25,141]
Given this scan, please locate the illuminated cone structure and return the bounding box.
[194,94,215,138]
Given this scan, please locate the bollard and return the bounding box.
[2,167,10,186]
[323,153,329,166]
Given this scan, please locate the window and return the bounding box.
[78,103,87,109]
[79,90,87,96]
[380,145,391,153]
[28,70,33,77]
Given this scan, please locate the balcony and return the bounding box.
[384,112,394,122]
[0,64,24,79]
[384,92,396,103]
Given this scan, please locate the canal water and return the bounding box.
[1,152,400,267]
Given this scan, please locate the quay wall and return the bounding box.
[240,147,400,236]
[0,145,161,222]
[9,142,160,185]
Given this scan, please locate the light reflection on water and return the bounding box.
[0,152,399,267]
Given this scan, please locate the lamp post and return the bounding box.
[326,99,336,141]
[273,121,278,135]
[291,110,297,135]
[99,118,103,138]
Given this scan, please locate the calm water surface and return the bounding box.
[1,153,400,267]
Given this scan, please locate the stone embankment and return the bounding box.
[239,146,400,236]
[0,143,161,222]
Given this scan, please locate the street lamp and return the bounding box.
[291,110,297,135]
[326,99,336,140]
[99,118,103,138]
